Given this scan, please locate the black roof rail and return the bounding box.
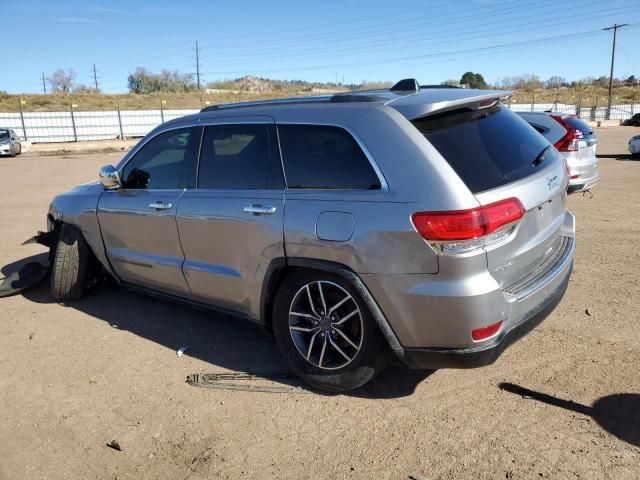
[390,78,420,93]
[329,94,385,103]
[200,95,331,113]
[420,84,462,89]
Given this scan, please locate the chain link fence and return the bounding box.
[1,101,638,144]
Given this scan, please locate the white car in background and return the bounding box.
[629,135,640,157]
[0,128,22,157]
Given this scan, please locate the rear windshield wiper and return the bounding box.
[532,145,551,167]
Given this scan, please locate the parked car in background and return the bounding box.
[517,112,599,193]
[623,113,640,126]
[629,135,640,157]
[38,80,575,391]
[0,128,22,157]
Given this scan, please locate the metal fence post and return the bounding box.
[70,103,78,142]
[576,98,581,118]
[18,100,28,141]
[530,94,535,112]
[160,101,165,123]
[117,103,125,140]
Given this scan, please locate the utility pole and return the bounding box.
[92,64,100,91]
[603,23,628,120]
[195,41,201,90]
[41,73,47,94]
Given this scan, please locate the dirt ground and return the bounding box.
[0,128,639,480]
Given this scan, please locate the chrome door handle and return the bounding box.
[243,205,276,215]
[149,201,172,210]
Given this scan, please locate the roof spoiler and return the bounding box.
[390,78,419,93]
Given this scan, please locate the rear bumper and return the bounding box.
[568,172,599,193]
[363,211,576,370]
[401,260,571,369]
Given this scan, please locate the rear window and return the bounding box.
[278,124,381,190]
[564,117,593,135]
[413,105,555,193]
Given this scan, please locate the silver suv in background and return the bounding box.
[40,80,575,391]
[517,112,599,193]
[0,128,22,157]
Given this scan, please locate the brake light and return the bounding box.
[551,115,581,152]
[472,320,503,341]
[411,198,525,254]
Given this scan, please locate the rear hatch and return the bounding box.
[412,103,568,288]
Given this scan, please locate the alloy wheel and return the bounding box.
[288,280,363,371]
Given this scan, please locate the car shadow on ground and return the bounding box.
[2,253,433,399]
[499,383,640,447]
[596,153,638,161]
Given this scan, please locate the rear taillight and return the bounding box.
[411,198,525,254]
[551,115,581,152]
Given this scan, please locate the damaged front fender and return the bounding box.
[22,230,58,248]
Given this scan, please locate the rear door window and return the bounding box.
[198,124,283,189]
[413,106,556,193]
[278,124,381,190]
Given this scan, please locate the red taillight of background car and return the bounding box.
[412,198,525,242]
[551,115,581,152]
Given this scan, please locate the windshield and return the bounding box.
[0,130,9,140]
[413,105,557,193]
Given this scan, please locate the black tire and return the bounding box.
[272,270,390,392]
[50,224,92,301]
[16,144,21,155]
[9,149,16,158]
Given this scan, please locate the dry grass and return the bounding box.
[1,85,638,112]
[0,91,323,113]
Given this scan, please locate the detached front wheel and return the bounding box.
[272,271,390,392]
[50,224,92,301]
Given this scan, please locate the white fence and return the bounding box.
[1,103,639,144]
[507,102,640,121]
[0,109,199,143]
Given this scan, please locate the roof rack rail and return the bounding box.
[200,95,331,113]
[420,84,462,89]
[390,78,420,93]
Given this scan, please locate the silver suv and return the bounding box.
[42,80,575,391]
[517,112,599,194]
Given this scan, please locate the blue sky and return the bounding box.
[3,0,640,93]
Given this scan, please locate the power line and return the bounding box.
[197,4,639,68]
[603,23,629,119]
[202,28,612,76]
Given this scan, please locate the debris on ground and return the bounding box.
[0,261,50,298]
[106,440,122,451]
[186,372,311,394]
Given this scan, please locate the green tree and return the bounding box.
[460,71,487,89]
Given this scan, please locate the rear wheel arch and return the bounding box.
[260,257,405,360]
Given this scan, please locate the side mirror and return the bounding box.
[99,165,121,189]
